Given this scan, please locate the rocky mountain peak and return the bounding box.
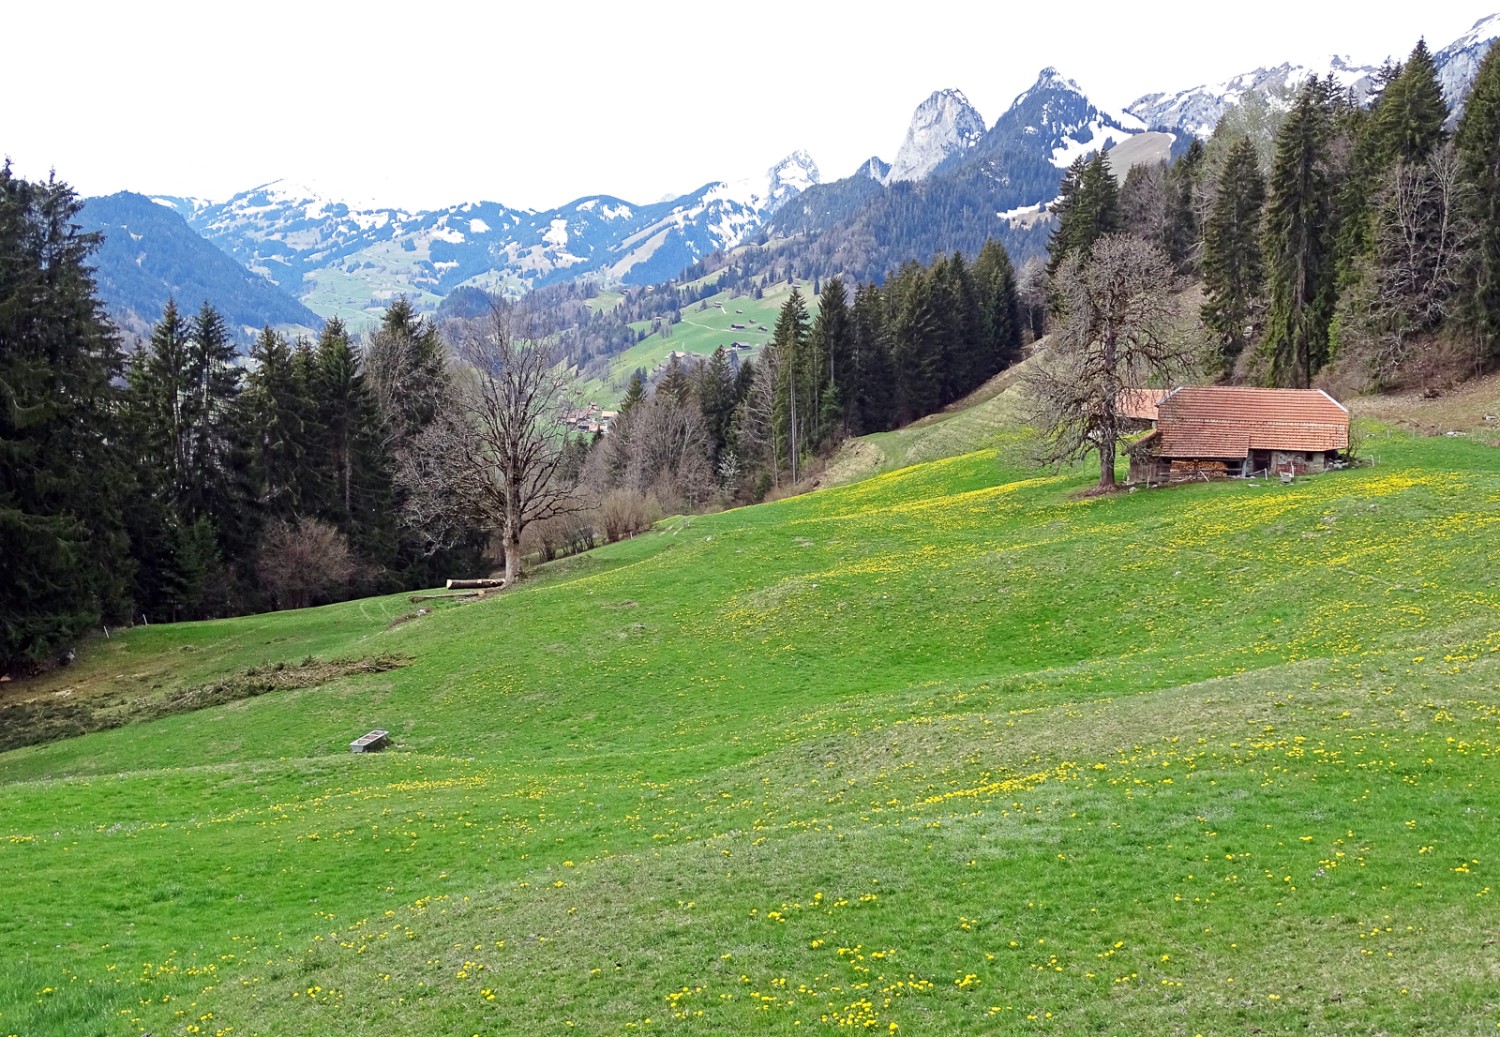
[886,88,987,184]
[764,150,820,210]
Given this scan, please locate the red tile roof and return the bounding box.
[1154,387,1348,459]
[1117,387,1172,421]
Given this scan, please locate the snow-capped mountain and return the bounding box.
[171,155,820,322]
[1128,56,1382,137]
[886,89,987,183]
[1436,14,1500,116]
[1130,15,1500,137]
[982,67,1149,172]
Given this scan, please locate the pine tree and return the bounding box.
[365,296,446,447]
[1456,38,1500,365]
[1261,84,1339,387]
[0,165,133,667]
[1202,137,1267,375]
[656,353,692,406]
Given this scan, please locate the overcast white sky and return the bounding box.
[4,1,1494,211]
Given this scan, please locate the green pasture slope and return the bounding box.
[576,281,817,407]
[2,427,1499,1035]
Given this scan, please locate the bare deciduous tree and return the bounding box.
[1024,235,1195,492]
[396,304,584,585]
[257,517,355,610]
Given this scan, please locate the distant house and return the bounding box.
[1127,386,1350,484]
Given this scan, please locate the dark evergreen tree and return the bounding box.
[1048,150,1121,275]
[695,346,738,463]
[1162,138,1205,272]
[1261,83,1340,387]
[656,353,692,406]
[0,165,133,668]
[314,318,394,573]
[771,288,812,481]
[1373,40,1448,166]
[619,369,647,415]
[1202,137,1267,374]
[811,277,856,435]
[890,263,941,422]
[973,239,1023,379]
[1456,38,1500,366]
[245,326,308,519]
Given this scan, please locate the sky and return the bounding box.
[4,1,1495,212]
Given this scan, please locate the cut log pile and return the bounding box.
[1168,460,1228,482]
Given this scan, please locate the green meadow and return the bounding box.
[2,400,1498,1035]
[577,282,817,407]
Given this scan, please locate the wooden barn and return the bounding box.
[1126,387,1350,485]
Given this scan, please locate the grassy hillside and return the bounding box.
[2,420,1498,1035]
[576,281,818,407]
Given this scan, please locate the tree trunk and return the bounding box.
[1097,438,1118,491]
[502,534,522,586]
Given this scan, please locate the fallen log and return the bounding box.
[445,578,504,590]
[409,592,480,603]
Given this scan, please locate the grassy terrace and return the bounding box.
[1,415,1497,1034]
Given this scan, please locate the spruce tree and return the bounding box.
[850,282,896,435]
[1202,137,1267,375]
[973,239,1023,380]
[771,288,812,481]
[0,165,133,667]
[1162,138,1205,273]
[695,347,738,463]
[1048,151,1122,277]
[890,263,941,422]
[810,277,854,435]
[1374,40,1448,166]
[314,318,393,572]
[245,326,306,519]
[1456,38,1500,365]
[619,370,647,415]
[1261,84,1339,387]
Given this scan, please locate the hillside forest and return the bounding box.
[6,37,1500,672]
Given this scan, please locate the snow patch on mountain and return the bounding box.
[887,89,986,183]
[469,218,491,233]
